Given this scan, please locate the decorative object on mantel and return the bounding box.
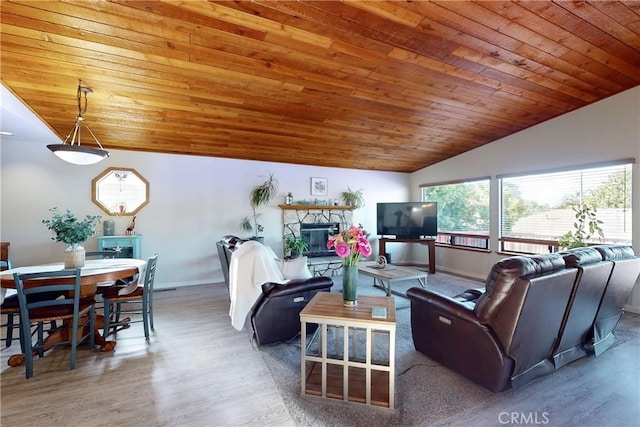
[310,177,328,196]
[47,80,110,165]
[326,224,372,306]
[341,187,365,208]
[241,172,278,242]
[279,204,355,211]
[285,192,293,205]
[42,207,101,268]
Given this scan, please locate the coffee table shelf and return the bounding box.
[300,293,396,409]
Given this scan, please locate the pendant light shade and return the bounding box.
[47,81,110,165]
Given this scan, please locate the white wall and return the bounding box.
[410,87,640,312]
[3,86,639,310]
[0,135,409,289]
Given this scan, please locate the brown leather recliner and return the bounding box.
[589,245,640,356]
[552,247,613,369]
[217,237,333,345]
[407,253,578,392]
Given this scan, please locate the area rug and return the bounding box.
[258,270,640,426]
[258,270,496,426]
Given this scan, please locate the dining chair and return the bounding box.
[13,268,96,379]
[2,260,60,351]
[102,254,158,340]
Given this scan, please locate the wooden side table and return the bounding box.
[300,292,396,409]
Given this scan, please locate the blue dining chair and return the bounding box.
[102,254,158,340]
[2,260,64,351]
[13,268,96,378]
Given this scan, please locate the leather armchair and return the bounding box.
[217,237,333,345]
[553,247,613,369]
[217,236,247,291]
[407,253,578,392]
[251,277,333,346]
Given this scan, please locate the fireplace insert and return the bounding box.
[301,222,340,257]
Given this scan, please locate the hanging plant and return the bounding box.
[241,173,278,238]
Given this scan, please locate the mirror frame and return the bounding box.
[91,167,150,216]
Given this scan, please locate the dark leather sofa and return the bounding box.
[406,245,640,393]
[217,238,333,345]
[589,245,640,356]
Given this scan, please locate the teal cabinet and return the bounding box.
[96,235,142,259]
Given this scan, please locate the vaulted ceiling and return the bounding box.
[1,1,639,172]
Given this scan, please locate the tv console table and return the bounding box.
[378,237,436,274]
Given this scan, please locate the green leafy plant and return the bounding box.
[241,173,278,237]
[42,207,101,246]
[341,187,365,208]
[557,203,604,249]
[284,235,309,258]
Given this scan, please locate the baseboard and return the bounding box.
[154,279,226,290]
[624,304,640,314]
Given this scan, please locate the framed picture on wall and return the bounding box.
[310,177,328,196]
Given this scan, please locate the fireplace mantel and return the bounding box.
[279,204,355,211]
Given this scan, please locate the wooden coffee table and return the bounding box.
[357,262,427,298]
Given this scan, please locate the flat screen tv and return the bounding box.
[376,202,437,239]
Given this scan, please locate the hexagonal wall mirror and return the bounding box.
[92,167,149,216]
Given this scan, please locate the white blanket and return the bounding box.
[228,241,288,331]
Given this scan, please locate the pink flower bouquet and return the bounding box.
[327,224,372,267]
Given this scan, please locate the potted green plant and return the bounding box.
[284,235,309,258]
[557,203,604,249]
[42,207,101,268]
[241,173,278,242]
[341,187,365,208]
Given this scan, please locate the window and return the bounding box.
[499,161,633,253]
[421,178,490,250]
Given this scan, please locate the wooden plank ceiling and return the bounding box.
[1,1,639,172]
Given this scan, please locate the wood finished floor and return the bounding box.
[1,282,639,427]
[1,284,294,427]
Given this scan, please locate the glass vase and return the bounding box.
[64,244,85,269]
[342,265,358,306]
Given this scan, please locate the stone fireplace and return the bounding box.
[280,204,355,276]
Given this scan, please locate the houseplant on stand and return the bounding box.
[241,173,278,243]
[557,203,604,249]
[42,207,101,268]
[284,235,309,258]
[327,224,372,306]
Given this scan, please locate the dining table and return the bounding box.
[0,258,147,366]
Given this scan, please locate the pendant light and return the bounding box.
[47,81,110,165]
